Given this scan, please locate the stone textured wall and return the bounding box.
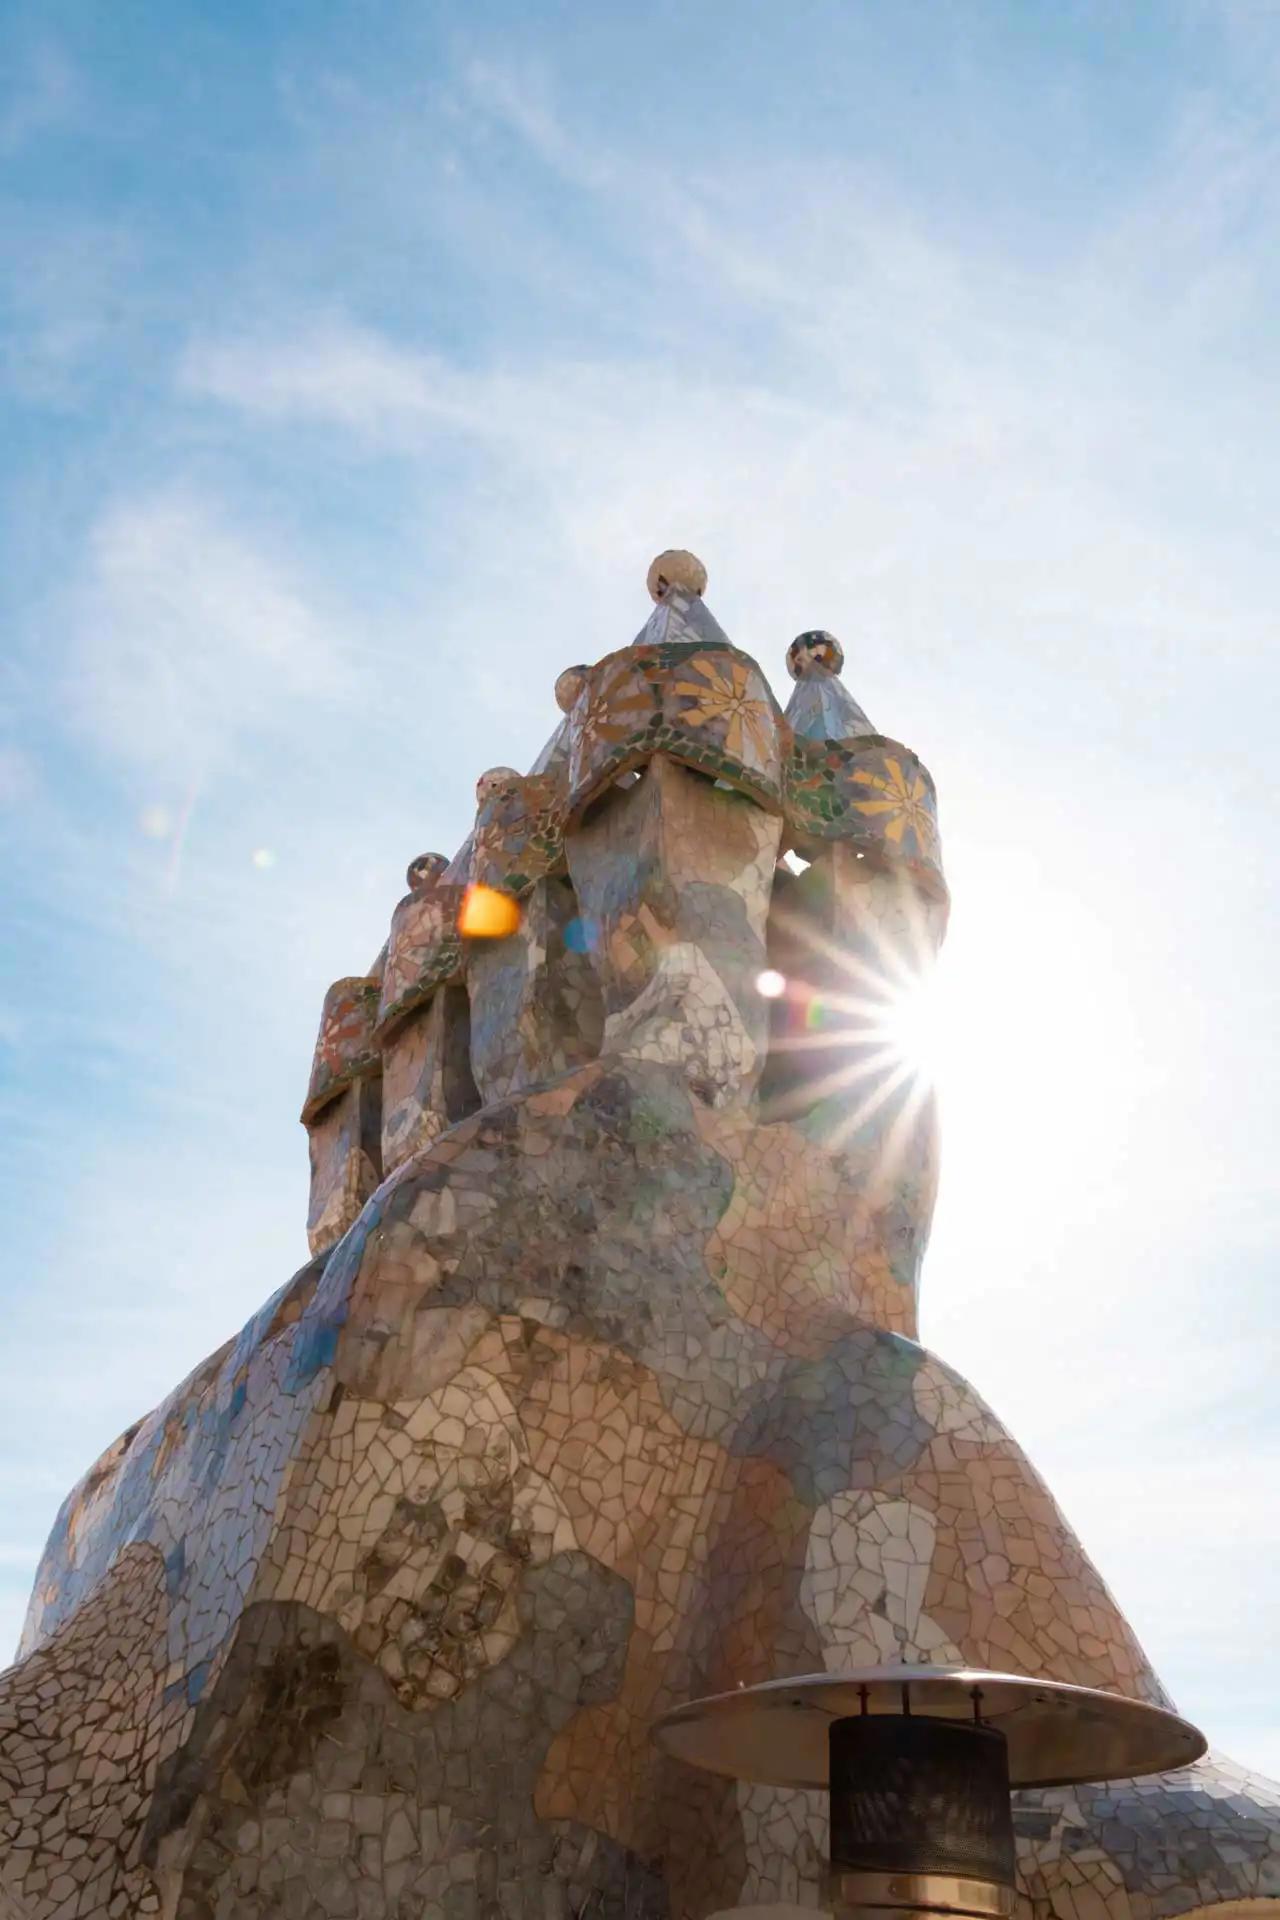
[2,567,1277,1920]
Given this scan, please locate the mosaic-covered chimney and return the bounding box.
[12,549,1275,1920]
[301,550,947,1330]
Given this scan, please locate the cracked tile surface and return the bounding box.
[2,564,1275,1920]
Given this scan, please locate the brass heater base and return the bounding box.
[826,1868,1016,1920]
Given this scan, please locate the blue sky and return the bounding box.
[2,0,1278,1772]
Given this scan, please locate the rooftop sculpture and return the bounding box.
[2,555,1277,1920]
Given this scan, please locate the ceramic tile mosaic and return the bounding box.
[378,989,478,1182]
[3,557,1277,1920]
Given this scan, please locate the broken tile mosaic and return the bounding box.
[2,555,1275,1920]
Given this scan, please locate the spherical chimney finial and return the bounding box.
[555,665,589,713]
[647,549,708,603]
[787,630,845,680]
[476,767,522,805]
[406,851,448,894]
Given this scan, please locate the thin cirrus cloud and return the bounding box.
[174,300,1271,740]
[67,492,354,780]
[168,52,1279,687]
[179,327,475,443]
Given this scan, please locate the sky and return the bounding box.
[1,0,1278,1775]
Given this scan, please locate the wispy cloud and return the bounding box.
[179,324,470,440]
[67,492,353,781]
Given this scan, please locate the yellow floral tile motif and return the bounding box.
[672,654,774,771]
[577,659,655,748]
[851,755,938,852]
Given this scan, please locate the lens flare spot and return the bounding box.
[140,805,172,840]
[458,884,521,939]
[565,916,598,954]
[251,848,276,870]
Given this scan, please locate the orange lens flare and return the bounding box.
[457,884,522,939]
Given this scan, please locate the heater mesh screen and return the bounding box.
[829,1717,1016,1884]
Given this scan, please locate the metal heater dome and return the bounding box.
[652,1666,1205,1920]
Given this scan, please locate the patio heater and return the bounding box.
[653,1665,1206,1920]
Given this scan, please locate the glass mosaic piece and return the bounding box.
[785,671,877,742]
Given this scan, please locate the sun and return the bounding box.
[755,948,951,1090]
[753,866,960,1161]
[866,969,948,1081]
